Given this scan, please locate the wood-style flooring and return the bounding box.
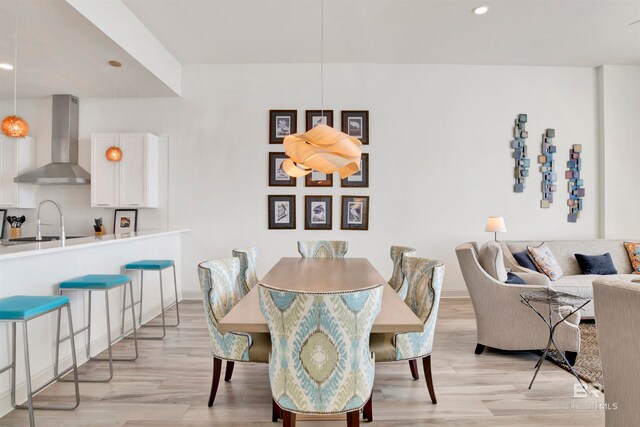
[0,299,605,426]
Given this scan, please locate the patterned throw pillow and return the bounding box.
[624,242,640,274]
[527,243,563,281]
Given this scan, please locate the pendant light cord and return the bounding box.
[320,0,324,116]
[13,0,18,115]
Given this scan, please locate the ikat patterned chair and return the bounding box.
[370,257,444,404]
[388,245,417,301]
[232,247,259,297]
[297,240,348,258]
[197,258,271,406]
[259,283,383,427]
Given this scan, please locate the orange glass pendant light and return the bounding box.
[105,146,123,162]
[1,115,29,137]
[2,0,28,138]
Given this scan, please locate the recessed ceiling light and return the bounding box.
[473,6,489,15]
[0,63,14,70]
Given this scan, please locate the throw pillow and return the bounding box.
[478,241,508,282]
[527,243,563,281]
[624,242,640,274]
[513,250,539,271]
[505,272,526,284]
[574,253,618,275]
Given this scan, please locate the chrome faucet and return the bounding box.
[36,199,65,244]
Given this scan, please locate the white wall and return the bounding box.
[599,65,640,239]
[1,64,601,296]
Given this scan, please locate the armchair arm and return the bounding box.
[516,272,551,287]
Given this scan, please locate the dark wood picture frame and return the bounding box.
[341,196,369,231]
[269,110,297,144]
[305,171,333,187]
[114,209,138,234]
[0,209,6,239]
[341,110,369,144]
[305,195,332,230]
[305,110,334,131]
[269,152,296,187]
[268,195,296,230]
[341,153,369,188]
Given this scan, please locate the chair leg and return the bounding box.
[272,399,282,422]
[346,410,360,427]
[283,410,296,427]
[363,395,373,422]
[172,264,181,326]
[225,361,235,382]
[408,359,419,380]
[22,321,35,427]
[422,355,437,404]
[565,351,578,366]
[474,343,485,355]
[208,357,222,407]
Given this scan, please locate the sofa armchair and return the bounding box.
[456,242,581,363]
[593,278,640,427]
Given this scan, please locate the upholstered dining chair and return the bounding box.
[232,247,258,297]
[370,257,444,404]
[259,283,383,427]
[197,258,271,406]
[388,245,417,301]
[297,240,348,258]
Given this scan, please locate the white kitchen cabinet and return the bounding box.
[0,136,36,208]
[91,132,159,208]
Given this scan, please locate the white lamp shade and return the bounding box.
[485,216,507,233]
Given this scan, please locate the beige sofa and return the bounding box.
[501,240,638,318]
[456,242,581,363]
[593,278,640,426]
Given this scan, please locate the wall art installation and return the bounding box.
[538,128,557,208]
[566,144,584,223]
[511,114,529,193]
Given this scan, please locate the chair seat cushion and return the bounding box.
[60,274,130,289]
[369,333,397,362]
[125,260,174,270]
[248,333,271,363]
[0,295,70,320]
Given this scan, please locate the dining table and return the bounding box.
[218,256,423,334]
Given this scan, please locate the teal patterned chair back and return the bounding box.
[297,240,348,258]
[395,257,445,360]
[198,258,251,361]
[232,247,259,296]
[388,245,417,300]
[259,284,383,415]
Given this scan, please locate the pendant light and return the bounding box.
[2,0,29,138]
[105,60,123,162]
[282,0,362,179]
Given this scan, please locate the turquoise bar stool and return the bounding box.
[122,259,180,340]
[0,295,80,427]
[57,274,138,382]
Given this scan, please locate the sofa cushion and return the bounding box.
[505,272,526,284]
[575,253,617,275]
[513,250,539,271]
[528,243,563,281]
[624,242,640,274]
[478,241,508,282]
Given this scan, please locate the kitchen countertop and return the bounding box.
[0,229,189,261]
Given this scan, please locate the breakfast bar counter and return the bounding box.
[0,229,188,417]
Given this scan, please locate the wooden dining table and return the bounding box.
[218,257,423,333]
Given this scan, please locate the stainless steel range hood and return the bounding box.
[14,94,91,185]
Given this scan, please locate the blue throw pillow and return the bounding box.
[513,251,538,271]
[574,253,618,275]
[505,272,526,284]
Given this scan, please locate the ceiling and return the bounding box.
[0,0,177,99]
[123,0,640,66]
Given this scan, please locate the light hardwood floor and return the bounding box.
[0,299,605,426]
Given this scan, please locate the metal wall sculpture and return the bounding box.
[566,144,584,223]
[538,129,557,208]
[511,114,529,193]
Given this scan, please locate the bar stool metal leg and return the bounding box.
[22,321,35,427]
[172,264,180,326]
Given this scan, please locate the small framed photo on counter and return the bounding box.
[114,209,138,234]
[0,209,6,239]
[305,195,332,230]
[341,196,369,231]
[268,195,296,230]
[341,153,369,188]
